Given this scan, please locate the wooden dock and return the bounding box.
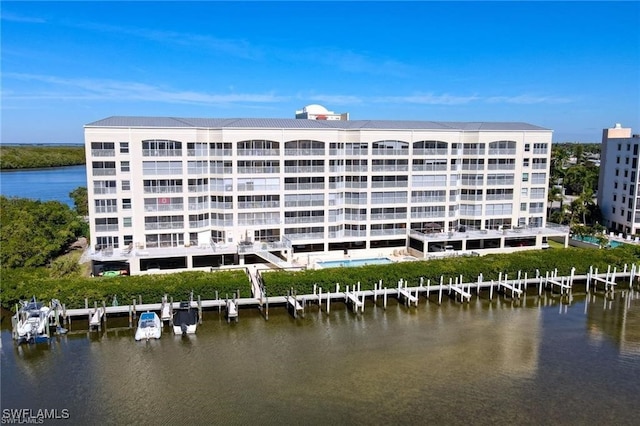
[32,263,638,334]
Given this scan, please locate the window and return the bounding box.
[524,144,530,152]
[523,158,530,167]
[121,161,130,172]
[616,169,619,176]
[123,217,132,227]
[122,180,130,191]
[520,203,527,212]
[123,198,132,209]
[522,173,529,182]
[120,142,129,154]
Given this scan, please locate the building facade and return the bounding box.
[598,124,640,235]
[84,111,566,275]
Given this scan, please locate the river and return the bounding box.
[1,167,639,425]
[0,165,86,207]
[1,289,639,425]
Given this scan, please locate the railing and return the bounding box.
[487,164,516,170]
[93,188,117,195]
[237,149,279,156]
[142,149,182,156]
[95,224,119,232]
[284,184,325,191]
[284,217,325,225]
[188,186,209,192]
[144,222,184,231]
[370,228,407,236]
[411,196,447,203]
[371,181,408,188]
[143,187,183,194]
[188,203,209,210]
[413,149,448,156]
[238,167,280,174]
[372,149,408,156]
[370,213,407,220]
[94,206,117,213]
[92,169,116,176]
[284,166,323,173]
[488,149,516,156]
[284,149,324,156]
[189,220,210,228]
[284,200,324,208]
[284,232,325,240]
[412,164,448,172]
[91,150,115,157]
[238,201,280,209]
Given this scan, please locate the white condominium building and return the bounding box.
[84,107,566,275]
[598,123,640,236]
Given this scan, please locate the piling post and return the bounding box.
[383,287,387,310]
[138,295,142,306]
[128,304,132,328]
[198,295,203,324]
[62,304,68,328]
[216,290,220,316]
[85,298,90,327]
[490,280,494,300]
[132,298,137,320]
[102,300,107,330]
[438,281,443,305]
[327,291,331,314]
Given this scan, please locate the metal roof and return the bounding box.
[85,116,550,131]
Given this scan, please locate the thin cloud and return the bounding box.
[73,22,262,60]
[3,73,574,108]
[3,73,287,105]
[0,12,46,23]
[486,95,573,104]
[374,93,481,105]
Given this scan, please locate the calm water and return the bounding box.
[1,290,639,425]
[318,257,394,268]
[0,165,86,206]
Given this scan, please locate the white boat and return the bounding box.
[134,312,162,341]
[13,297,54,344]
[172,301,198,335]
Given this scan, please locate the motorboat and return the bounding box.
[13,297,54,344]
[134,312,162,341]
[172,301,198,335]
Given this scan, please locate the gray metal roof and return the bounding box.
[85,116,550,131]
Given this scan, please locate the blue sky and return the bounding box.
[2,1,639,144]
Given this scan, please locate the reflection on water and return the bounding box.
[2,291,639,425]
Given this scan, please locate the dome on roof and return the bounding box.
[302,104,330,114]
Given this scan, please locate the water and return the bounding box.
[318,257,393,268]
[571,234,624,248]
[0,165,86,207]
[2,290,639,425]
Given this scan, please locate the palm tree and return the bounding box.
[547,185,563,219]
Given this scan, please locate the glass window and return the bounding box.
[120,142,129,154]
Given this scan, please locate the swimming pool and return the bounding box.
[317,257,393,268]
[572,235,623,248]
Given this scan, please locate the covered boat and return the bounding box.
[134,312,162,341]
[172,301,198,335]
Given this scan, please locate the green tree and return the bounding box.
[0,196,85,268]
[70,186,88,216]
